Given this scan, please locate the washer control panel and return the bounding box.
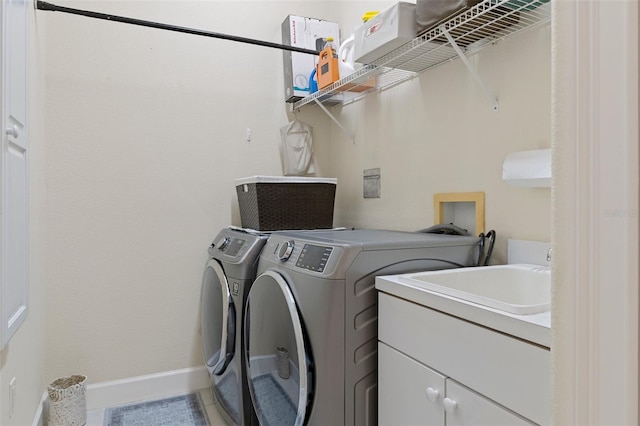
[210,235,248,259]
[221,237,246,257]
[295,244,333,273]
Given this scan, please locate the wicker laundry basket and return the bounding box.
[234,176,337,231]
[48,375,87,426]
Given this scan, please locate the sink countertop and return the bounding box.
[375,274,551,349]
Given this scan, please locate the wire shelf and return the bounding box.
[293,0,550,110]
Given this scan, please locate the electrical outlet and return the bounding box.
[9,377,16,419]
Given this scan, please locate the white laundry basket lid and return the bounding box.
[234,176,337,185]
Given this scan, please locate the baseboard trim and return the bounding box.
[31,391,48,426]
[86,366,210,410]
[29,367,210,423]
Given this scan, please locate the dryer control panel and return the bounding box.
[295,244,333,273]
[262,234,352,278]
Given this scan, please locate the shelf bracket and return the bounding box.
[440,25,499,111]
[312,98,355,143]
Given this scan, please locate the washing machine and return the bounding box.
[201,227,268,426]
[243,229,481,426]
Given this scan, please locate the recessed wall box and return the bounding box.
[433,192,485,235]
[363,168,381,198]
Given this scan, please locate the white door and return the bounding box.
[1,0,29,348]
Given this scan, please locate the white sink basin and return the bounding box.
[399,264,550,315]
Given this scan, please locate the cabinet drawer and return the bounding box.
[378,293,550,425]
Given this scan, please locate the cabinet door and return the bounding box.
[2,0,29,349]
[445,379,534,426]
[378,342,445,426]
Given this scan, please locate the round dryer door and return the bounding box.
[201,259,235,377]
[245,270,313,426]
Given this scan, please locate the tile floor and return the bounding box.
[86,388,228,426]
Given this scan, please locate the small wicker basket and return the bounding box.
[48,374,87,426]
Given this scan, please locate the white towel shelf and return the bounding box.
[292,0,551,111]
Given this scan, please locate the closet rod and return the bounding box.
[35,1,321,56]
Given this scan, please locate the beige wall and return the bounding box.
[42,0,550,396]
[305,6,552,264]
[43,1,336,385]
[0,1,48,425]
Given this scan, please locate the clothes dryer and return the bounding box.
[201,227,268,426]
[244,229,481,426]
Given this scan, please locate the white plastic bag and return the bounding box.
[280,120,316,176]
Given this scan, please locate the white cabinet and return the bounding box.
[1,0,29,348]
[379,342,533,425]
[378,292,550,425]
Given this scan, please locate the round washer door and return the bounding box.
[245,270,313,426]
[201,259,235,377]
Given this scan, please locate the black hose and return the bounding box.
[477,233,486,266]
[483,230,496,266]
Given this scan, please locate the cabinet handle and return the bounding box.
[425,387,440,402]
[5,125,19,138]
[443,397,458,413]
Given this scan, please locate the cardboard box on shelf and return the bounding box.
[282,15,340,103]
